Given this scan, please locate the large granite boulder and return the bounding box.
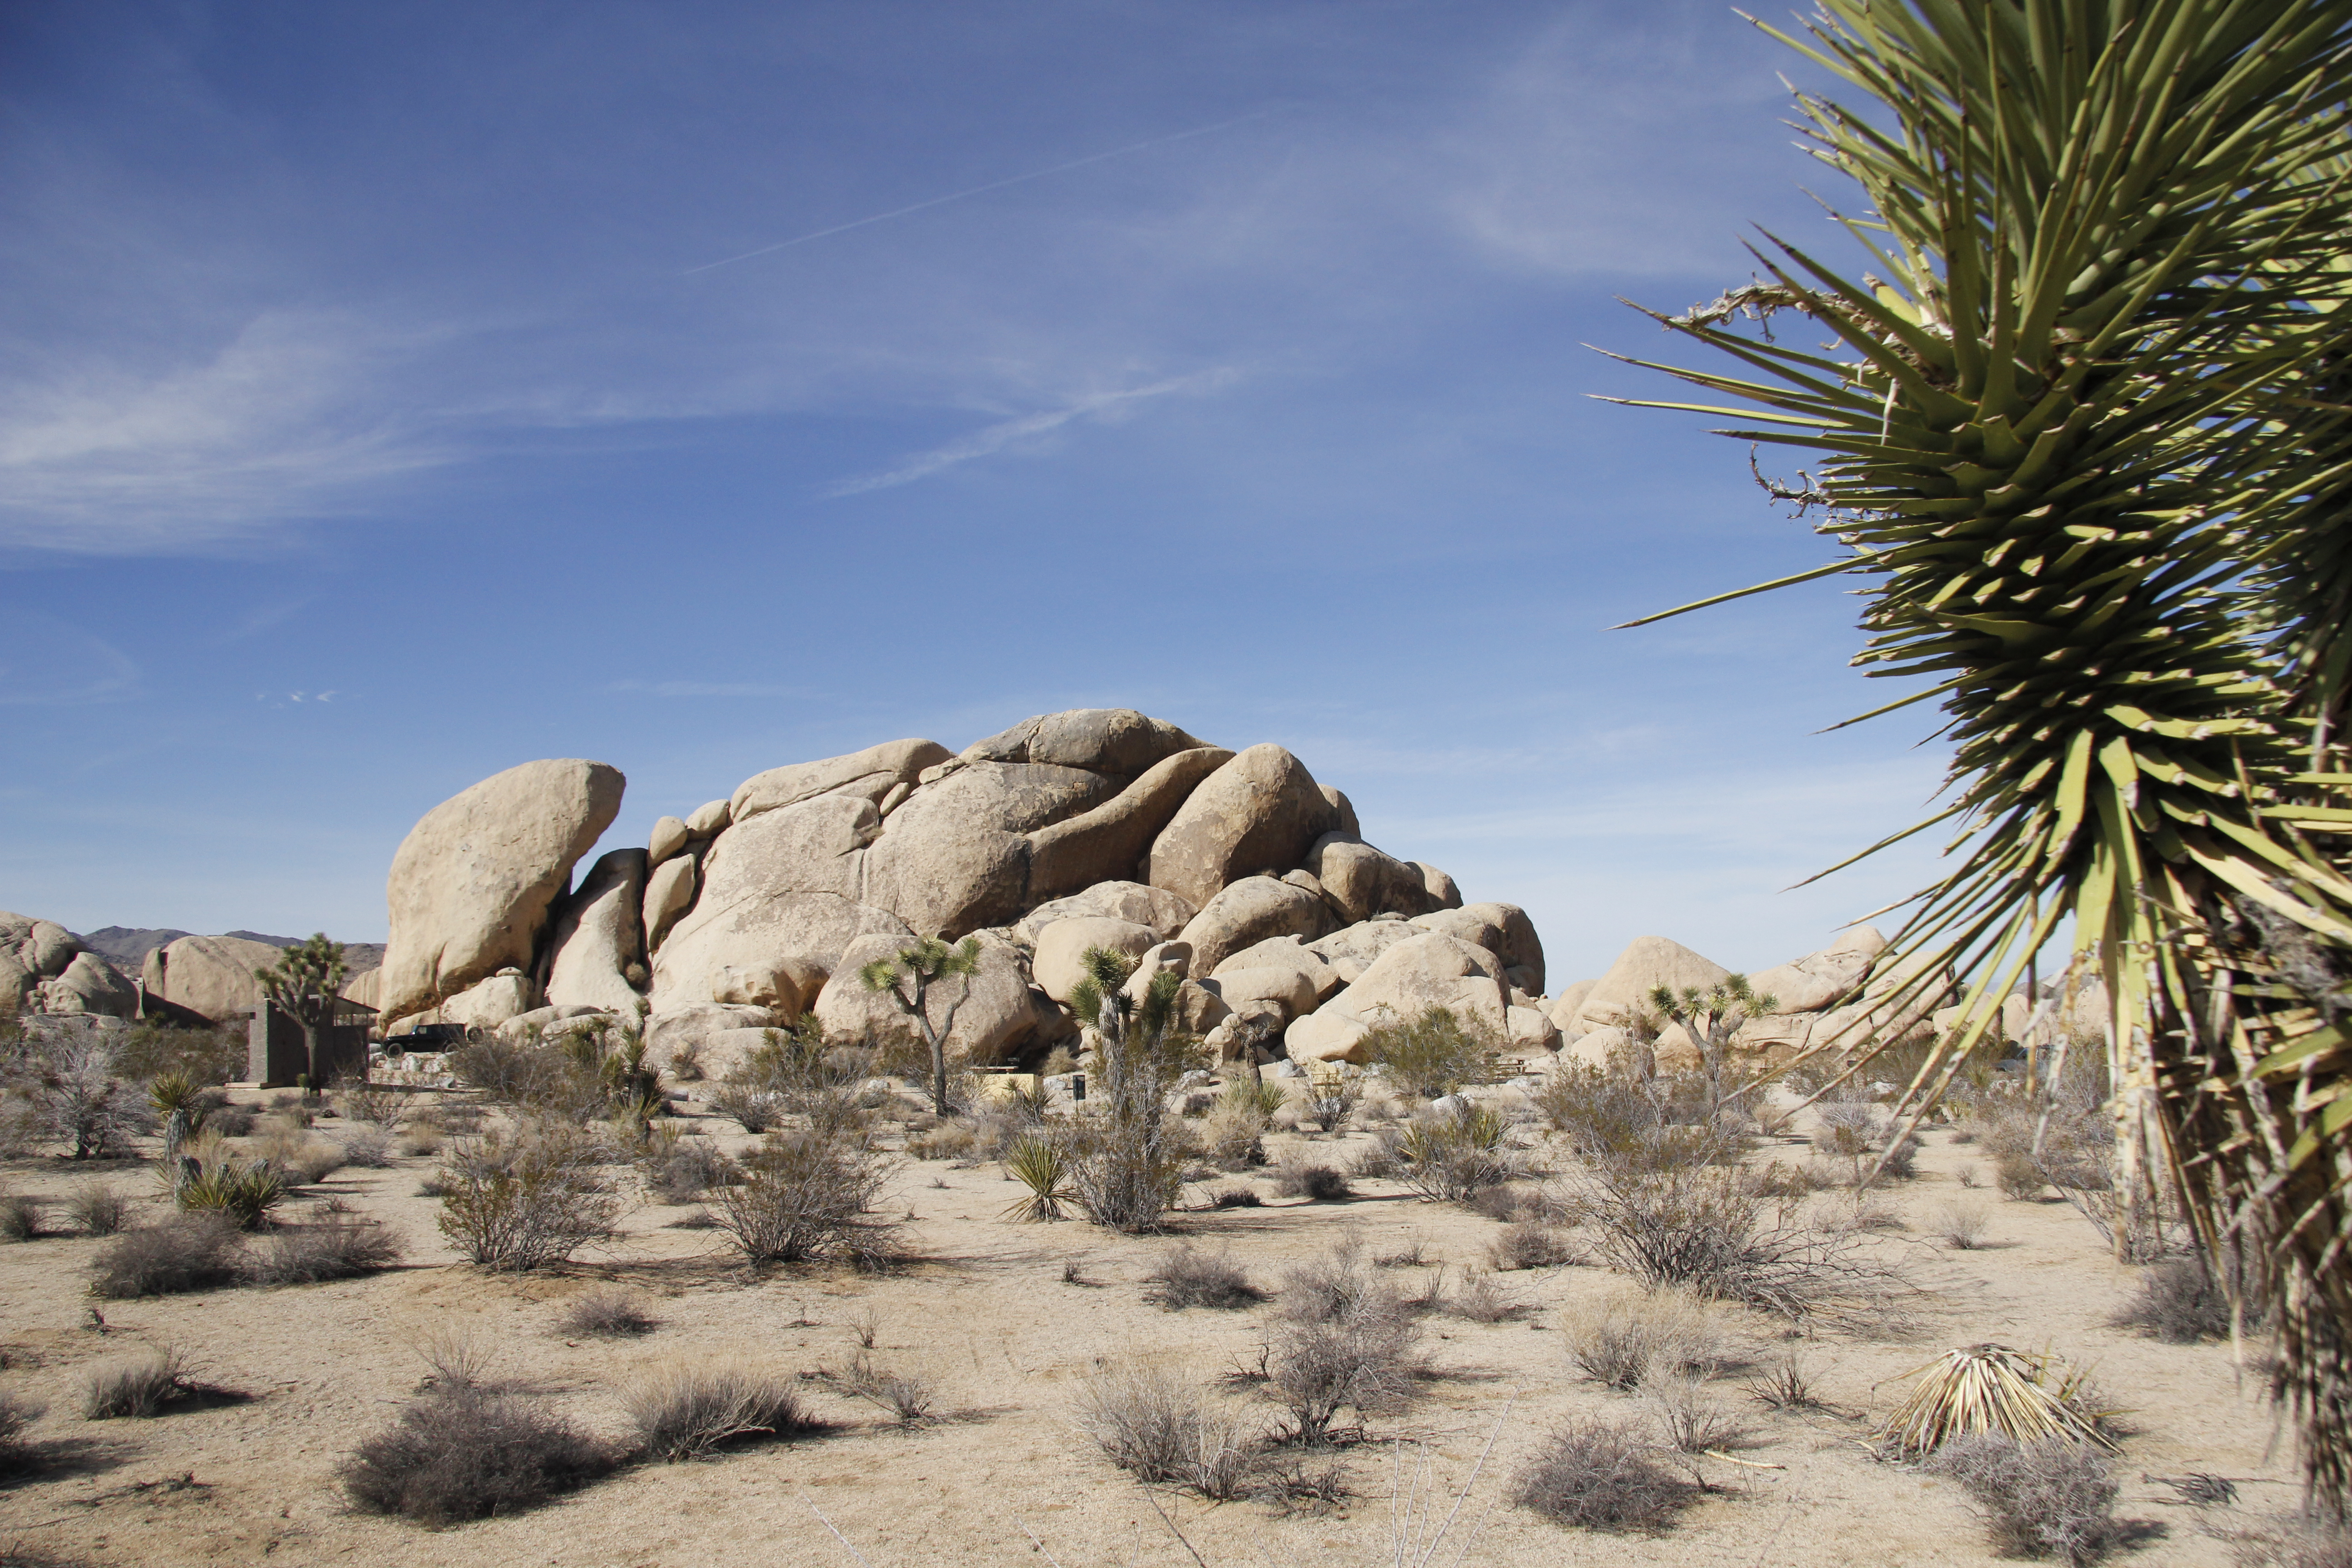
[1,911,83,1011]
[1031,917,1158,1006]
[380,759,625,1022]
[1328,933,1510,1038]
[1307,835,1441,925]
[1012,882,1196,945]
[1576,936,1730,1032]
[1147,745,1336,910]
[142,934,285,1023]
[1748,926,1886,1014]
[42,951,139,1018]
[1211,934,1343,1004]
[729,739,951,826]
[1411,903,1545,995]
[1026,748,1233,902]
[1176,876,1333,975]
[544,848,649,1015]
[962,708,1210,775]
[642,851,700,952]
[1306,918,1425,983]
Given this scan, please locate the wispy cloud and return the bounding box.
[0,612,141,706]
[820,370,1242,497]
[607,679,809,698]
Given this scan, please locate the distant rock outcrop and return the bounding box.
[1,911,137,1019]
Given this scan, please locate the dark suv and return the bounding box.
[382,1022,470,1052]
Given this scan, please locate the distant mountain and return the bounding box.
[73,927,386,974]
[77,927,191,966]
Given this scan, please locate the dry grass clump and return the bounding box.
[0,1391,44,1477]
[1927,1435,2122,1565]
[1149,1244,1263,1309]
[434,1122,620,1272]
[2107,1257,2244,1343]
[79,1351,198,1419]
[625,1360,817,1460]
[1509,1418,1699,1532]
[88,1215,245,1298]
[248,1214,404,1284]
[2219,1512,2352,1568]
[1650,1375,1745,1454]
[1395,1104,1521,1202]
[1748,1348,1824,1411]
[835,1351,936,1427]
[710,1126,896,1266]
[1077,1362,1262,1499]
[902,1119,976,1160]
[1933,1200,1992,1250]
[65,1184,129,1236]
[1879,1344,2117,1458]
[557,1288,657,1338]
[343,1387,617,1524]
[1445,1269,1525,1323]
[1567,1288,1722,1391]
[706,1083,788,1135]
[0,1195,39,1242]
[643,1134,735,1205]
[1208,1184,1263,1209]
[1272,1160,1352,1202]
[1490,1221,1577,1271]
[335,1124,397,1168]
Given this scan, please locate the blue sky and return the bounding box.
[0,0,1959,985]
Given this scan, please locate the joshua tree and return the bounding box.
[1621,0,2352,1503]
[255,934,350,1088]
[858,936,981,1115]
[1064,946,1197,1232]
[1647,975,1779,1122]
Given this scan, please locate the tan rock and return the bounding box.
[1176,877,1333,975]
[0,914,80,980]
[1211,935,1343,1004]
[1730,1013,1815,1057]
[1200,965,1318,1019]
[1565,1024,1631,1070]
[1147,744,1336,910]
[1012,882,1196,945]
[142,935,285,1023]
[42,951,138,1017]
[1208,999,1289,1062]
[1306,919,1424,984]
[1414,863,1462,910]
[545,848,648,1015]
[648,815,691,866]
[440,971,540,1030]
[1321,786,1359,839]
[1546,979,1598,1034]
[1285,1009,1372,1064]
[1031,917,1158,1006]
[341,966,382,1011]
[1332,932,1509,1037]
[963,708,1213,775]
[380,758,626,1021]
[811,931,1035,1065]
[1507,1004,1562,1057]
[648,793,910,1013]
[1747,926,1886,1013]
[1026,748,1233,902]
[711,954,827,1017]
[729,739,952,826]
[642,851,700,952]
[1308,835,1441,925]
[1411,903,1544,994]
[647,1004,779,1075]
[1578,936,1730,1031]
[684,798,732,838]
[1122,941,1193,1003]
[864,762,1121,937]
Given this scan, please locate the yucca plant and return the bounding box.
[176,1159,286,1230]
[1615,0,2352,1506]
[1879,1344,2116,1458]
[1001,1131,1076,1222]
[1064,947,1199,1232]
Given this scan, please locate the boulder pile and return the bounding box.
[0,912,137,1018]
[375,709,1560,1078]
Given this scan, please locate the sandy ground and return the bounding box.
[0,1086,2300,1568]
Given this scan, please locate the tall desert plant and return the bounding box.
[1617,0,2352,1504]
[255,934,351,1087]
[859,936,982,1116]
[1065,947,1199,1233]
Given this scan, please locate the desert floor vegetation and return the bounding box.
[0,1065,2311,1565]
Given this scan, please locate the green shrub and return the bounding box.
[434,1123,620,1272]
[1358,1006,1495,1099]
[710,1126,895,1266]
[1396,1104,1519,1202]
[176,1160,285,1229]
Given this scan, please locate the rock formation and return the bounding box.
[1,912,137,1018]
[374,709,1547,1075]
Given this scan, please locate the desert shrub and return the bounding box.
[1304,1078,1360,1134]
[1209,1185,1263,1209]
[1359,1005,1494,1099]
[1149,1244,1262,1309]
[1199,1102,1268,1167]
[999,1131,1076,1222]
[1567,1289,1723,1390]
[207,1106,258,1139]
[835,1351,936,1426]
[1264,1250,1419,1443]
[282,1141,350,1186]
[336,1125,397,1168]
[1510,1419,1698,1532]
[24,1038,149,1158]
[1396,1103,1519,1202]
[711,1126,895,1266]
[706,1083,788,1135]
[1934,1200,1991,1250]
[2107,1256,2243,1343]
[1466,1182,1568,1222]
[397,1122,443,1158]
[65,1184,129,1236]
[1651,1375,1744,1453]
[644,1134,735,1205]
[1077,1362,1262,1496]
[113,1021,243,1087]
[1351,1128,1406,1179]
[1272,1161,1352,1202]
[1219,1077,1285,1120]
[335,1080,406,1127]
[1576,1164,1907,1323]
[88,1215,245,1298]
[0,1391,43,1477]
[79,1351,196,1419]
[902,1120,975,1160]
[2220,1513,2352,1568]
[1490,1222,1577,1271]
[1533,1063,1664,1150]
[248,1215,404,1284]
[626,1361,814,1460]
[1748,1348,1823,1410]
[1446,1269,1524,1322]
[1928,1435,2122,1565]
[558,1288,657,1338]
[343,1387,617,1524]
[0,1196,38,1242]
[435,1122,620,1272]
[176,1157,286,1229]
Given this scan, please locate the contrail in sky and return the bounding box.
[683,108,1282,276]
